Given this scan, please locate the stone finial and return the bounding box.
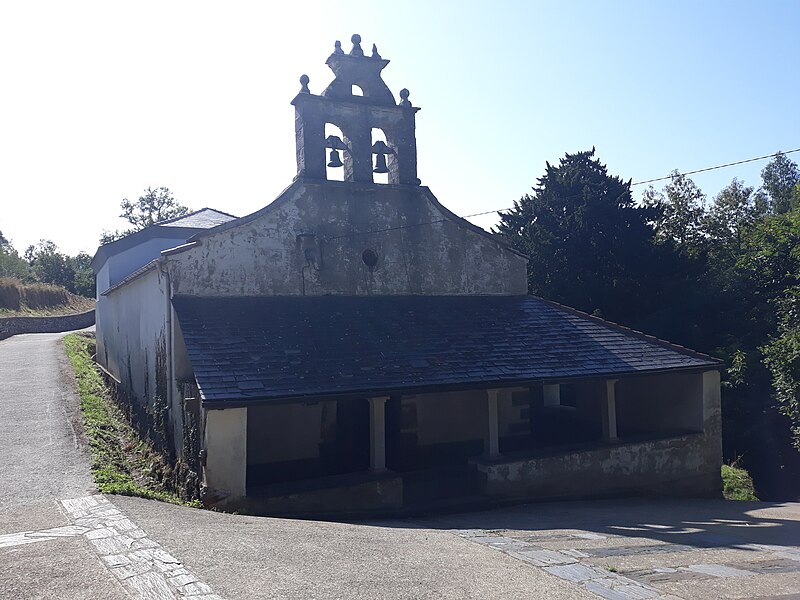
[350,34,364,57]
[334,40,344,55]
[399,88,412,107]
[299,74,310,94]
[371,44,381,59]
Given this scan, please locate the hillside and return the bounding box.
[0,277,94,316]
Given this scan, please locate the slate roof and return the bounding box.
[160,208,237,229]
[172,295,719,406]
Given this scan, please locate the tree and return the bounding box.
[69,252,96,298]
[646,171,706,256]
[761,152,800,214]
[25,240,75,290]
[495,149,660,323]
[101,187,191,245]
[703,178,767,263]
[0,229,28,280]
[762,287,800,450]
[120,187,190,231]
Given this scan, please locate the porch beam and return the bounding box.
[485,389,501,459]
[602,379,619,442]
[368,396,389,472]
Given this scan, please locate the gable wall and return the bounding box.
[167,182,528,297]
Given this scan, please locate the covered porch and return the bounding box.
[172,294,722,514]
[199,368,722,515]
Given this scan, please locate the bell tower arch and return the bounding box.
[291,34,421,185]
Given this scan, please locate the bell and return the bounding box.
[373,152,388,174]
[327,148,343,168]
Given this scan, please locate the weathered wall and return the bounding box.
[616,372,704,436]
[167,181,528,297]
[477,370,723,500]
[477,431,721,500]
[416,390,487,446]
[99,268,167,404]
[104,237,193,290]
[247,403,324,464]
[0,309,95,341]
[247,472,403,516]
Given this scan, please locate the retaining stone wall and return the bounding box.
[0,309,95,341]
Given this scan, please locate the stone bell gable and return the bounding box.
[164,35,528,297]
[292,34,419,185]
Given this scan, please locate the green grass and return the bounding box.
[722,462,759,501]
[64,333,199,507]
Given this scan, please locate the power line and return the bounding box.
[326,148,799,242]
[630,148,800,186]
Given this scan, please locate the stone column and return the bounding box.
[204,407,247,502]
[369,396,389,472]
[602,379,619,442]
[485,389,501,459]
[702,370,723,470]
[543,383,560,407]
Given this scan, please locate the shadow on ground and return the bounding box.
[369,498,800,552]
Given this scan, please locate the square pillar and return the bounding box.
[369,396,389,472]
[204,407,247,501]
[602,379,619,442]
[485,389,501,459]
[543,383,561,407]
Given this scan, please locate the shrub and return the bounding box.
[722,461,759,501]
[0,278,22,310]
[21,283,69,309]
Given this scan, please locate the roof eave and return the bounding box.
[198,362,720,409]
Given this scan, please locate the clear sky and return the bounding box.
[1,1,798,256]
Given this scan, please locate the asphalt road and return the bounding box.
[2,331,800,600]
[0,332,125,598]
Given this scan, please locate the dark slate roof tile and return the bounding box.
[172,295,720,404]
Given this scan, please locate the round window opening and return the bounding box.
[362,248,378,268]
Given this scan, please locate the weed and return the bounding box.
[64,333,197,507]
[722,460,759,501]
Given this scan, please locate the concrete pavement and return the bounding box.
[2,330,800,599]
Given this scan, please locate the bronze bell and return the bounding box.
[373,152,388,174]
[327,148,343,168]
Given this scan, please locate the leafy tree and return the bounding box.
[703,178,767,263]
[762,287,800,449]
[646,171,706,256]
[0,229,28,279]
[496,149,660,323]
[69,252,96,297]
[25,240,75,290]
[100,187,191,244]
[761,152,800,214]
[120,187,189,231]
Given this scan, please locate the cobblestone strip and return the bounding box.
[453,529,683,600]
[62,495,223,600]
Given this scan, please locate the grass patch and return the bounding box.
[64,332,199,507]
[722,461,759,501]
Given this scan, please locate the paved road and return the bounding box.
[2,331,800,599]
[0,332,126,598]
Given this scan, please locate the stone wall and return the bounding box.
[167,180,529,297]
[0,309,95,341]
[474,432,722,500]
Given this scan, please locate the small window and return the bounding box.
[352,84,364,96]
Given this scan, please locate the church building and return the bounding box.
[94,35,723,515]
